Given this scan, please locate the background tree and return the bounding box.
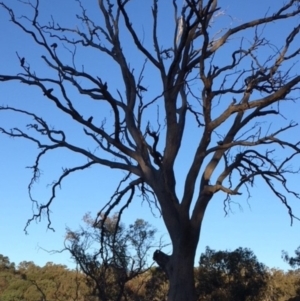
[0,255,16,295]
[0,256,90,301]
[1,0,300,300]
[64,214,156,301]
[283,246,300,269]
[282,246,300,300]
[0,255,24,301]
[195,247,268,301]
[141,268,169,301]
[263,268,300,301]
[2,250,300,301]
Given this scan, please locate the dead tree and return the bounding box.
[1,1,300,300]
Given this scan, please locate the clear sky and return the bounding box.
[0,0,300,272]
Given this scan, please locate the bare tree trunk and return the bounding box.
[154,220,199,301]
[167,251,197,301]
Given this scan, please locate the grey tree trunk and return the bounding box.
[167,252,197,301]
[154,221,200,301]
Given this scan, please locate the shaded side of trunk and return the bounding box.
[167,250,197,301]
[151,172,211,301]
[153,223,200,301]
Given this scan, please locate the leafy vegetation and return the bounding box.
[0,255,89,301]
[65,215,157,301]
[196,247,268,301]
[1,246,300,301]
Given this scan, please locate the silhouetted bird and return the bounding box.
[51,43,57,49]
[137,84,147,92]
[20,57,25,67]
[44,88,53,95]
[87,116,93,123]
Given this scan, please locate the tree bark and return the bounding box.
[154,221,199,301]
[167,251,197,301]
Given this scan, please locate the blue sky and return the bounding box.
[0,0,300,271]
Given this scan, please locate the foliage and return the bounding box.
[281,245,300,300]
[0,256,90,301]
[64,214,157,301]
[196,247,268,301]
[142,268,169,301]
[0,255,16,295]
[1,247,300,301]
[283,246,300,268]
[263,269,300,301]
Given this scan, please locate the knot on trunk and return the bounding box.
[153,249,171,277]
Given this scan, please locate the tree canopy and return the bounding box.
[65,214,157,301]
[196,247,268,301]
